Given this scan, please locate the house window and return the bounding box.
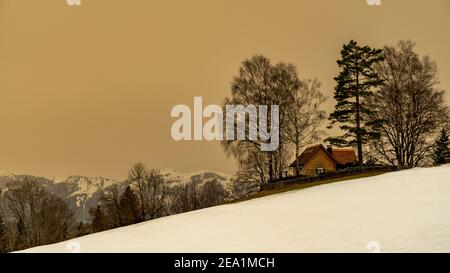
[316,168,325,174]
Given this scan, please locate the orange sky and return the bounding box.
[0,0,449,179]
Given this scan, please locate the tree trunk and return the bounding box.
[355,72,363,166]
[295,137,300,176]
[268,153,274,182]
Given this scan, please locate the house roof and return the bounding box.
[331,148,357,165]
[289,144,337,167]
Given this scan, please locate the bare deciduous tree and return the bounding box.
[170,179,229,214]
[99,184,124,227]
[286,78,326,175]
[199,179,228,208]
[128,162,148,221]
[1,178,75,250]
[366,40,449,168]
[169,181,201,214]
[145,169,169,219]
[128,163,169,221]
[222,55,301,184]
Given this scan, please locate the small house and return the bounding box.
[326,146,358,169]
[290,144,357,177]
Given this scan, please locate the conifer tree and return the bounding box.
[91,205,107,232]
[120,186,140,226]
[326,40,384,165]
[433,128,450,165]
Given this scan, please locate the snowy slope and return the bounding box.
[22,165,450,253]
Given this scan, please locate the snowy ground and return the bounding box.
[22,165,450,253]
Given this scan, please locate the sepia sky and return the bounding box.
[0,0,449,179]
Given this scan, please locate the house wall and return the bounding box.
[304,150,336,176]
[291,165,306,176]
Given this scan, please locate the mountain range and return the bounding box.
[0,168,234,223]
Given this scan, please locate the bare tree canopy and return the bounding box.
[222,55,301,184]
[286,78,326,175]
[127,163,169,221]
[366,40,449,168]
[0,178,74,251]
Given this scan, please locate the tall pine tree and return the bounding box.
[326,40,384,165]
[433,128,450,165]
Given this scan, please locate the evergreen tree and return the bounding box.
[326,40,384,165]
[0,215,8,253]
[433,128,450,165]
[76,221,86,237]
[91,205,107,232]
[120,186,140,226]
[15,218,26,250]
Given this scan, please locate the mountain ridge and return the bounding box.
[0,167,234,223]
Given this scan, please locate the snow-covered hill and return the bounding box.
[22,165,450,253]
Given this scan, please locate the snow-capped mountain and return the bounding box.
[0,172,121,223]
[51,175,121,223]
[159,167,234,189]
[0,171,53,189]
[0,168,234,223]
[0,169,18,177]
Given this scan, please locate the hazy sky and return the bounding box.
[0,0,449,179]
